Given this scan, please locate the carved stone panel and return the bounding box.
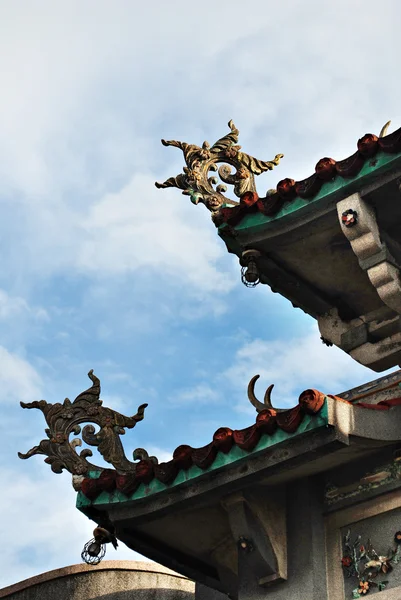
[326,491,401,600]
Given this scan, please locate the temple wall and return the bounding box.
[0,561,195,600]
[195,479,328,600]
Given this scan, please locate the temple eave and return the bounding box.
[76,398,401,597]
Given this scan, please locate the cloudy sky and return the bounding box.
[1,0,400,588]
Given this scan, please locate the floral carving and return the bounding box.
[342,530,401,597]
[18,370,148,475]
[155,120,283,213]
[342,209,358,228]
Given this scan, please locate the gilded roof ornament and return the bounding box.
[18,370,148,475]
[155,120,283,213]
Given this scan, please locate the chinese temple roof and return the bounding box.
[76,389,328,506]
[18,369,401,594]
[155,121,401,373]
[17,369,401,507]
[154,119,401,232]
[75,370,401,509]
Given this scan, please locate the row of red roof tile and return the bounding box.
[81,389,326,500]
[80,391,401,502]
[214,126,401,228]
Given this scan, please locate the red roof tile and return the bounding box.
[80,389,327,500]
[79,386,401,502]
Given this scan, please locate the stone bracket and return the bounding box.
[337,192,401,315]
[359,244,398,271]
[315,193,401,371]
[221,491,287,591]
[368,261,401,314]
[340,322,369,352]
[318,305,401,372]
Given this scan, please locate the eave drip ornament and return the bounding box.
[241,249,261,288]
[18,370,148,475]
[155,120,283,214]
[81,526,118,565]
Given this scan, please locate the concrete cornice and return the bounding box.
[328,397,401,442]
[0,560,192,598]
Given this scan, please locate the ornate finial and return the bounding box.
[247,374,288,414]
[379,120,391,138]
[155,120,283,213]
[18,370,148,475]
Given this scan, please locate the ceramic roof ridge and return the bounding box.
[78,388,401,503]
[79,388,327,501]
[214,125,401,229]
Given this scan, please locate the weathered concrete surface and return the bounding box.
[230,478,328,600]
[0,560,195,600]
[195,582,228,600]
[195,479,329,600]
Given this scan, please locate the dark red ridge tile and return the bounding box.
[233,425,261,451]
[191,442,218,468]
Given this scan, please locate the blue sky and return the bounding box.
[1,0,401,588]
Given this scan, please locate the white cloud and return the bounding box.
[0,1,263,196]
[0,289,48,321]
[77,174,236,296]
[144,446,174,464]
[0,346,42,404]
[168,383,220,407]
[0,0,399,307]
[222,324,389,412]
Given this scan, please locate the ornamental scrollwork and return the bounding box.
[18,370,148,475]
[155,120,283,213]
